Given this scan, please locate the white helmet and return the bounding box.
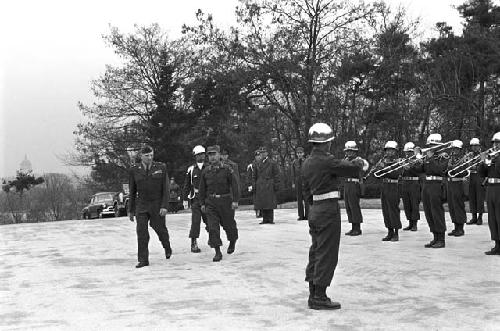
[426,133,442,145]
[344,141,358,151]
[451,140,463,149]
[492,132,500,142]
[192,145,206,155]
[403,142,415,152]
[308,123,334,143]
[384,141,398,149]
[469,138,480,146]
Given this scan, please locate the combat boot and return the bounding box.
[227,240,236,254]
[191,238,201,253]
[425,233,437,248]
[309,286,341,310]
[454,224,465,237]
[484,241,500,255]
[382,229,394,241]
[431,233,445,248]
[448,224,458,236]
[477,213,483,225]
[135,261,149,268]
[165,246,172,259]
[403,222,412,231]
[391,229,399,242]
[466,215,477,225]
[213,247,223,262]
[410,221,418,232]
[308,282,315,308]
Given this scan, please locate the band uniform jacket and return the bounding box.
[253,157,280,210]
[129,161,170,214]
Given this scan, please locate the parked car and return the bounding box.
[82,192,129,219]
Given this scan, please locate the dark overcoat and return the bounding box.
[254,157,280,209]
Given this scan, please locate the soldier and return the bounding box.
[199,145,240,262]
[373,141,403,241]
[292,147,309,221]
[221,148,240,230]
[254,146,280,224]
[168,177,181,213]
[343,141,369,236]
[400,142,421,232]
[406,134,449,248]
[478,132,500,255]
[247,149,262,218]
[128,145,171,268]
[467,138,486,225]
[446,140,467,237]
[182,145,208,253]
[302,123,364,310]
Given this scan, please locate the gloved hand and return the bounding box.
[201,205,206,213]
[129,213,135,222]
[183,201,189,209]
[231,202,239,209]
[159,208,168,216]
[248,186,253,192]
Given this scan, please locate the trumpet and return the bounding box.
[447,148,497,177]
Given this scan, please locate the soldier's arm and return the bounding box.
[301,165,313,205]
[161,164,170,209]
[199,171,207,206]
[128,168,137,215]
[182,166,192,201]
[329,158,363,178]
[229,169,240,203]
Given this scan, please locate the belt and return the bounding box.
[402,177,419,181]
[487,178,500,184]
[383,178,398,184]
[313,191,340,201]
[469,170,477,174]
[346,178,359,182]
[447,177,466,182]
[194,188,199,193]
[208,193,231,198]
[426,176,443,181]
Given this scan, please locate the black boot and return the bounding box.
[345,223,354,236]
[454,223,465,237]
[382,229,394,241]
[403,222,412,231]
[227,240,236,254]
[410,221,418,232]
[308,282,315,307]
[309,285,341,310]
[466,214,477,225]
[485,240,500,255]
[425,232,437,248]
[165,245,172,259]
[213,247,223,262]
[135,261,149,268]
[448,223,458,236]
[431,232,445,248]
[477,213,483,225]
[191,238,201,253]
[391,229,399,241]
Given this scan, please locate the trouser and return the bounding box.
[136,205,170,263]
[168,201,179,213]
[189,197,208,239]
[381,183,401,229]
[421,181,446,233]
[205,197,238,248]
[296,181,310,219]
[469,173,485,216]
[305,199,341,287]
[486,185,500,240]
[344,182,363,224]
[401,181,421,221]
[447,180,466,224]
[262,209,274,223]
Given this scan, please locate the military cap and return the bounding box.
[259,146,268,153]
[141,145,154,154]
[296,147,304,153]
[206,145,220,154]
[221,148,229,155]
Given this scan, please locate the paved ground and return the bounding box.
[1,208,500,330]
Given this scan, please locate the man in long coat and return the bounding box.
[253,146,280,224]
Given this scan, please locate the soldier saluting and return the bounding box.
[128,145,172,268]
[199,145,240,262]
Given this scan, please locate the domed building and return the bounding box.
[19,155,33,173]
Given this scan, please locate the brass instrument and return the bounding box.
[372,156,417,178]
[419,141,454,155]
[447,148,497,177]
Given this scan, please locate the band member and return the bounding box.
[467,138,485,225]
[406,134,449,248]
[199,145,240,262]
[373,141,402,241]
[247,149,262,218]
[446,140,467,237]
[182,145,208,253]
[478,132,500,255]
[292,147,309,220]
[343,141,369,236]
[400,142,421,231]
[302,123,364,310]
[253,146,280,224]
[128,145,171,268]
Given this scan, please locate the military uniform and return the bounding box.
[168,180,181,213]
[302,146,361,308]
[400,165,421,230]
[292,156,309,220]
[468,153,485,224]
[343,154,368,235]
[254,151,280,224]
[183,162,208,240]
[199,160,240,253]
[446,149,468,236]
[377,156,403,240]
[129,161,171,264]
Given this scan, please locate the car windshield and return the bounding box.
[95,194,114,202]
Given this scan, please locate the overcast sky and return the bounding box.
[0,0,469,177]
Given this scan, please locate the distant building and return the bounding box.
[19,155,33,173]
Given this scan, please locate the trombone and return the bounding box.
[448,148,496,177]
[372,156,417,178]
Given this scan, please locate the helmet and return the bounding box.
[492,132,500,142]
[469,138,480,146]
[384,141,398,149]
[192,145,206,155]
[344,141,358,151]
[308,123,334,143]
[403,142,415,152]
[426,133,442,145]
[451,140,463,149]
